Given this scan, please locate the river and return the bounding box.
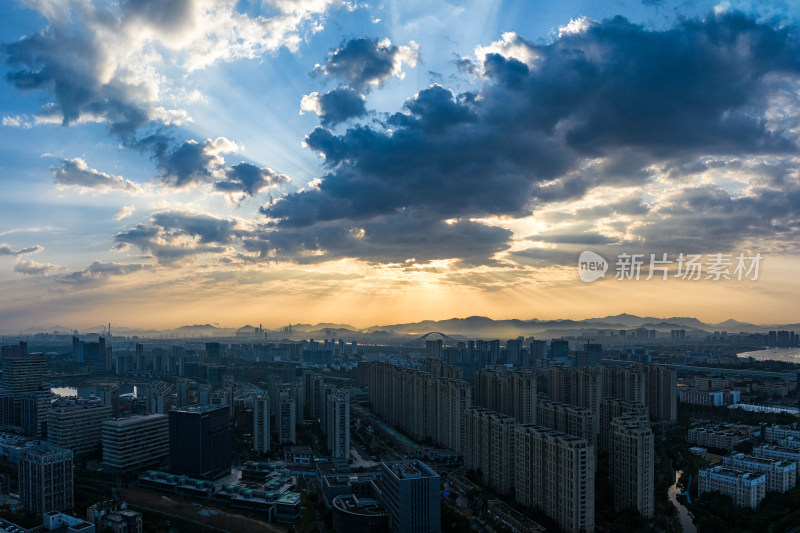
[738,347,800,363]
[667,470,696,533]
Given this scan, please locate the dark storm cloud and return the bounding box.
[307,87,368,127]
[478,12,800,157]
[257,11,800,265]
[315,37,418,89]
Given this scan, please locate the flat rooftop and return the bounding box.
[172,404,227,414]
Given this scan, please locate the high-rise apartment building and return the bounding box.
[474,369,537,424]
[102,414,169,472]
[646,365,678,422]
[381,460,441,533]
[19,442,73,517]
[169,405,231,479]
[536,400,594,444]
[464,407,516,494]
[514,424,595,533]
[609,414,654,518]
[144,381,173,415]
[599,398,648,451]
[327,391,350,463]
[253,394,270,454]
[279,394,297,444]
[369,362,472,454]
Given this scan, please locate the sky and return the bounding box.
[2,0,800,331]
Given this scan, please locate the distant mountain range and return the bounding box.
[7,314,800,339]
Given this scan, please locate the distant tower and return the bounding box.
[108,323,111,337]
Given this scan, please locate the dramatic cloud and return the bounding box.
[61,261,152,284]
[314,37,419,89]
[300,87,367,126]
[0,244,43,257]
[3,0,340,136]
[114,210,245,264]
[131,136,289,196]
[259,11,800,266]
[214,164,291,200]
[52,158,142,193]
[245,211,512,266]
[14,260,59,276]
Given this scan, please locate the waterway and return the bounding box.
[738,347,800,363]
[667,470,697,533]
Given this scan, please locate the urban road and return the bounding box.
[601,359,798,380]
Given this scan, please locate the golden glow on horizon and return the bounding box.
[1,253,794,331]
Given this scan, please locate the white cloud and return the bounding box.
[474,32,541,70]
[51,158,142,194]
[114,206,136,221]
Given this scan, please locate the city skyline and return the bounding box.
[3,0,800,330]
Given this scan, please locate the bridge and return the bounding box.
[409,331,454,346]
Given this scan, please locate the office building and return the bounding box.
[102,414,169,472]
[48,403,113,457]
[198,384,212,405]
[381,460,441,533]
[327,391,350,463]
[514,424,595,533]
[21,390,51,437]
[253,394,270,454]
[609,414,654,518]
[19,442,73,517]
[722,453,796,493]
[169,405,230,479]
[0,390,14,428]
[698,466,766,508]
[1,352,45,421]
[95,384,120,416]
[176,379,191,408]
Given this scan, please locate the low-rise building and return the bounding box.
[698,466,766,509]
[722,454,796,493]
